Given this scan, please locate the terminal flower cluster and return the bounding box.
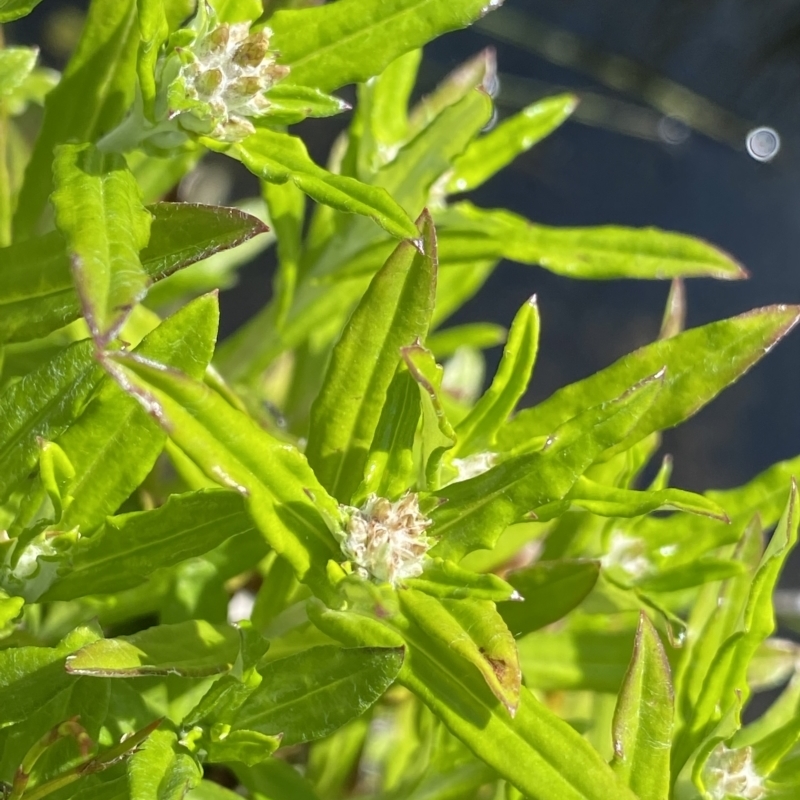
[165,11,289,141]
[340,493,433,587]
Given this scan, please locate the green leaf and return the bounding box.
[56,293,219,533]
[269,0,506,93]
[499,560,600,637]
[43,490,254,601]
[0,203,268,344]
[306,211,437,503]
[186,782,243,800]
[407,558,517,602]
[364,49,422,150]
[498,306,800,457]
[401,343,456,489]
[13,0,139,238]
[0,0,44,23]
[233,128,417,239]
[0,339,101,503]
[447,94,577,193]
[227,645,404,745]
[400,589,521,714]
[0,624,101,726]
[262,180,304,330]
[541,474,729,522]
[430,370,664,562]
[208,0,261,22]
[128,728,202,800]
[310,600,638,800]
[435,202,748,281]
[66,620,240,677]
[0,46,38,94]
[263,83,351,125]
[355,368,421,503]
[672,480,800,776]
[518,624,636,693]
[426,322,507,358]
[136,0,169,118]
[610,614,674,800]
[234,761,322,800]
[101,352,342,604]
[453,295,539,456]
[51,142,152,342]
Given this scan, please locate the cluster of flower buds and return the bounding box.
[703,744,765,800]
[99,3,288,152]
[163,7,289,142]
[339,493,434,587]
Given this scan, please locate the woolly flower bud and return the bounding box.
[703,745,766,800]
[166,12,288,142]
[339,493,433,587]
[602,531,653,581]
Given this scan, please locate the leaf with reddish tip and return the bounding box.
[498,305,800,457]
[0,203,269,344]
[611,614,674,800]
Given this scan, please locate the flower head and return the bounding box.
[339,493,433,587]
[164,8,289,142]
[703,745,766,800]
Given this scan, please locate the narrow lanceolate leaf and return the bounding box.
[43,490,254,601]
[499,560,600,638]
[136,0,169,118]
[0,203,269,344]
[269,0,506,93]
[128,728,202,800]
[355,368,421,503]
[401,344,456,489]
[611,614,674,800]
[57,293,219,533]
[430,371,664,562]
[234,128,417,239]
[227,646,404,746]
[66,620,240,677]
[263,84,351,126]
[672,480,800,776]
[102,353,342,605]
[306,211,437,503]
[52,142,152,342]
[366,49,421,149]
[436,202,747,281]
[542,475,728,521]
[426,322,507,357]
[0,340,101,502]
[0,0,45,22]
[453,295,539,456]
[14,0,139,238]
[447,94,578,194]
[497,306,800,456]
[310,602,638,800]
[400,589,521,714]
[0,624,100,726]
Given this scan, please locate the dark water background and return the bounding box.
[8,0,800,494]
